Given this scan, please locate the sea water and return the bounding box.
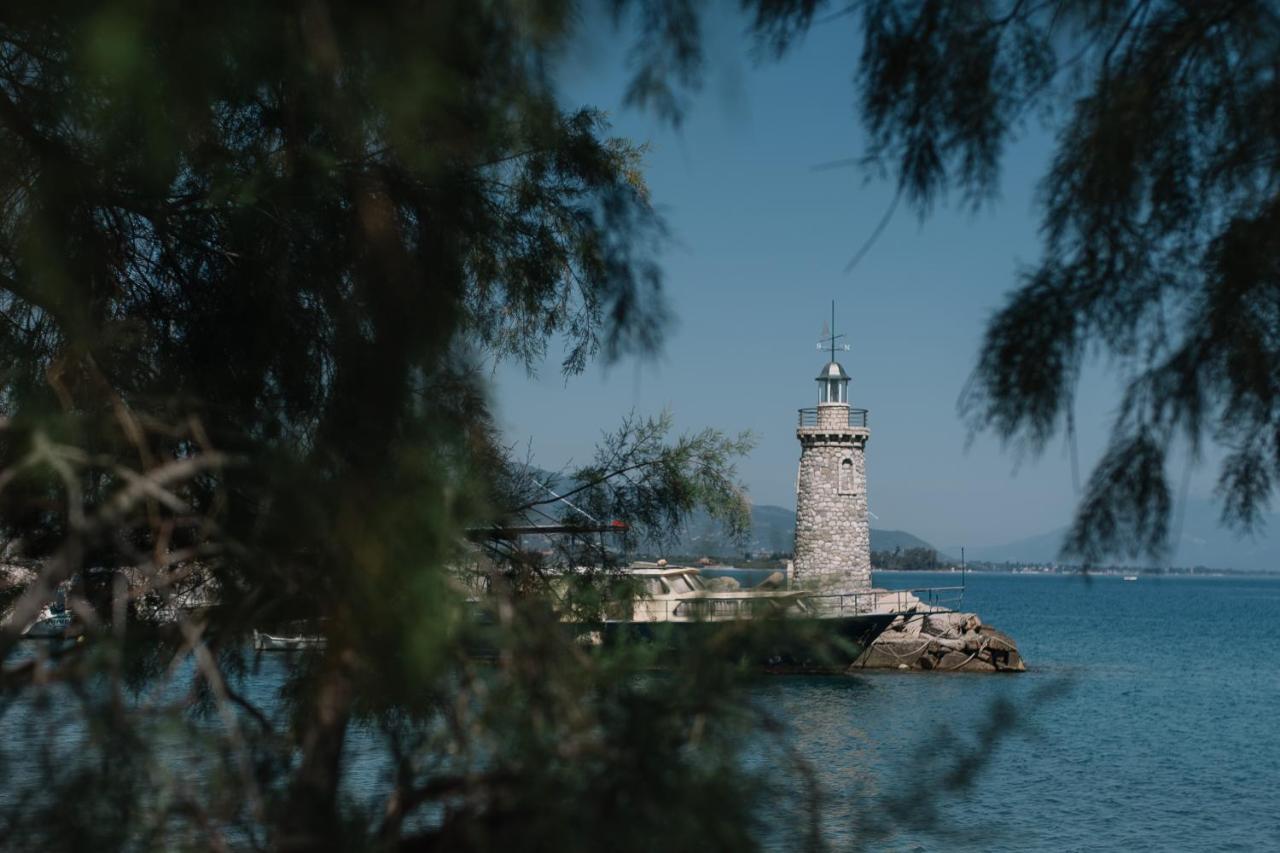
[4,572,1278,850]
[750,571,1280,852]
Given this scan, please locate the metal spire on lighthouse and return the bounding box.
[817,300,850,362]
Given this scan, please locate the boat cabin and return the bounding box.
[625,564,711,597]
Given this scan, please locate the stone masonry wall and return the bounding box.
[794,405,871,594]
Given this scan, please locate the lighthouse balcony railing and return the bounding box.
[617,586,965,623]
[798,407,868,428]
[806,586,965,616]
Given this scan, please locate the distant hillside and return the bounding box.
[960,498,1280,572]
[652,503,945,560]
[960,528,1068,565]
[660,502,793,556]
[870,528,943,554]
[518,469,948,561]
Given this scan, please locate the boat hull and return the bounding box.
[20,612,74,639]
[584,612,898,674]
[253,631,325,652]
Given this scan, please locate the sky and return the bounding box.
[492,6,1226,553]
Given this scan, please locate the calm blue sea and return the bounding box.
[749,570,1280,852]
[4,571,1278,850]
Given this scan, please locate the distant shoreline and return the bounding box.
[701,566,1280,580]
[871,568,1280,579]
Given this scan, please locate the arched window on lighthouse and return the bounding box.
[839,458,854,494]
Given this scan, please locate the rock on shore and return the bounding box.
[853,605,1025,673]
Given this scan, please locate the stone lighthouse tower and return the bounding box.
[793,308,871,594]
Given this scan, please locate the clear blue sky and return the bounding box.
[493,6,1222,552]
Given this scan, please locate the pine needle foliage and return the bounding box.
[0,3,773,850]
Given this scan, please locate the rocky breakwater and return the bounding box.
[853,598,1025,673]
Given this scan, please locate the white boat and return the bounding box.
[556,563,902,672]
[619,564,813,622]
[1123,575,1138,581]
[20,607,73,639]
[253,629,325,651]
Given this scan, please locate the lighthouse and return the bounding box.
[793,307,872,595]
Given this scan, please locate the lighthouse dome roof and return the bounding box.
[816,360,850,381]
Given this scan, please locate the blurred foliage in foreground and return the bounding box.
[2,0,1264,849]
[0,1,773,849]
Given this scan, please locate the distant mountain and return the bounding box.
[745,503,798,553]
[657,503,945,560]
[519,467,948,561]
[960,528,1068,565]
[870,528,943,554]
[663,502,792,556]
[960,498,1280,572]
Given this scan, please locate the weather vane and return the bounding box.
[817,300,850,362]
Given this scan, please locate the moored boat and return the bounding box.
[253,629,325,651]
[566,563,902,673]
[19,606,74,639]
